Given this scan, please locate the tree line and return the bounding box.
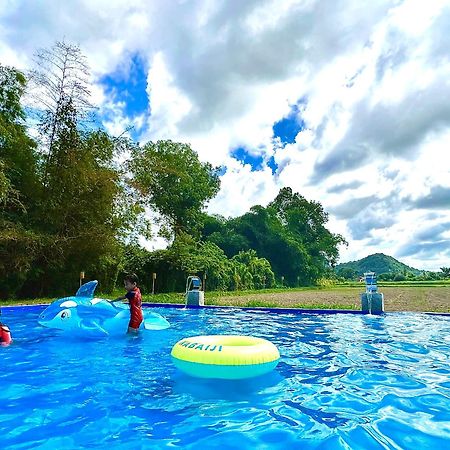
[0,41,346,299]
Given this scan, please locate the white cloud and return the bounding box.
[208,159,280,218]
[146,52,193,141]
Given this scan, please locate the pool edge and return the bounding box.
[1,302,449,317]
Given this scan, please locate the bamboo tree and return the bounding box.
[27,40,94,180]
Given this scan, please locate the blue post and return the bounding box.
[185,276,205,306]
[361,272,384,314]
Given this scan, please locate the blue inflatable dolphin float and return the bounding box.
[38,280,170,337]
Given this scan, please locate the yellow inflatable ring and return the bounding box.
[171,335,280,379]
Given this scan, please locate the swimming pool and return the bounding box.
[1,305,450,449]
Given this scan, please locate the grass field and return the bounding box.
[1,284,449,313]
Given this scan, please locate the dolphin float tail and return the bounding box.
[76,280,99,298]
[143,313,170,330]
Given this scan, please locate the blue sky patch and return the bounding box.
[267,155,278,175]
[272,103,304,145]
[231,147,278,174]
[231,147,264,171]
[217,166,227,176]
[100,54,149,118]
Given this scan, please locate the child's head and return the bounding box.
[124,273,139,291]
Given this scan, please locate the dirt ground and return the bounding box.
[211,287,450,313]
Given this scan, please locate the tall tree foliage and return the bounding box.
[129,140,221,239]
[0,44,138,298]
[0,65,39,205]
[120,234,275,294]
[230,205,311,285]
[0,64,43,297]
[30,112,133,294]
[202,188,347,285]
[28,40,93,180]
[268,187,347,270]
[25,42,145,296]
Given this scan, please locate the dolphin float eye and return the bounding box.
[59,309,71,320]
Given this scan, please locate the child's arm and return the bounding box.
[110,295,126,303]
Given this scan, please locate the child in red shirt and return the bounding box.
[0,323,12,346]
[111,273,143,334]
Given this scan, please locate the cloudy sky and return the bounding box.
[1,0,449,271]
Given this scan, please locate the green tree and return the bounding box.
[0,44,144,298]
[124,233,276,294]
[268,187,347,269]
[0,64,43,297]
[28,40,94,181]
[336,267,358,280]
[231,250,275,289]
[205,227,251,258]
[0,64,40,206]
[1,64,26,122]
[21,41,144,297]
[130,140,221,239]
[139,233,233,293]
[228,205,311,285]
[393,273,406,281]
[31,123,135,295]
[202,188,347,286]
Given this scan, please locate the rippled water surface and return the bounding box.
[2,306,450,449]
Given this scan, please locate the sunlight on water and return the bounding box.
[1,306,450,449]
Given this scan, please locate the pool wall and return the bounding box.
[143,303,366,315]
[2,302,449,316]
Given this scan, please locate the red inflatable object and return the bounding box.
[0,323,12,346]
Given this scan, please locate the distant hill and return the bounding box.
[335,253,422,277]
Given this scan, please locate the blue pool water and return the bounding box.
[1,305,450,449]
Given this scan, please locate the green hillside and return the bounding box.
[335,253,422,278]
